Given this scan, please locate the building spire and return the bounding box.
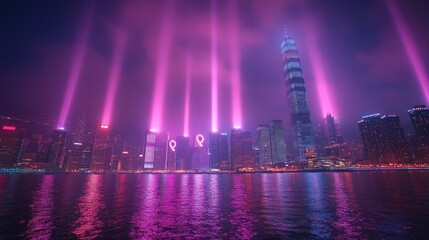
[283,25,288,38]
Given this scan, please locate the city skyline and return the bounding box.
[1,0,429,140]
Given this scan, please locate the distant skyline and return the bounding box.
[1,0,429,139]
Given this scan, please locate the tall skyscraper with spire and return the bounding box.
[281,32,315,161]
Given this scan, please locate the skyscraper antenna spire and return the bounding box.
[283,25,288,38]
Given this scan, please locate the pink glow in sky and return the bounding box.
[150,1,175,132]
[210,0,219,133]
[229,0,243,128]
[183,53,192,137]
[101,28,127,126]
[386,0,429,103]
[57,2,93,129]
[304,22,336,118]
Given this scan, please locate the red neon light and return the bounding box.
[3,126,16,131]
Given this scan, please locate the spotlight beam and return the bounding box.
[229,0,243,128]
[211,0,219,132]
[101,28,127,126]
[150,0,175,132]
[183,53,192,137]
[305,24,336,117]
[57,1,94,128]
[386,0,429,103]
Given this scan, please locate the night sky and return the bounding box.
[1,0,429,139]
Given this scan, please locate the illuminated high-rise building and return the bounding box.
[408,105,429,162]
[175,136,190,170]
[46,128,67,169]
[0,125,24,168]
[281,35,315,161]
[191,134,209,170]
[256,125,272,166]
[208,132,229,170]
[143,130,168,170]
[316,114,344,157]
[166,140,176,170]
[270,120,287,163]
[231,128,254,169]
[90,125,111,172]
[79,130,94,171]
[358,114,409,164]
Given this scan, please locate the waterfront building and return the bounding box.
[231,128,254,169]
[281,34,315,161]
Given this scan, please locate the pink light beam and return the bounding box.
[386,0,429,103]
[211,0,219,133]
[57,2,94,129]
[229,0,243,128]
[304,24,336,118]
[149,0,175,132]
[183,53,192,137]
[101,28,127,126]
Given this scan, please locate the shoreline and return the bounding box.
[1,167,429,175]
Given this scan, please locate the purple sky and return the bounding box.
[1,0,428,139]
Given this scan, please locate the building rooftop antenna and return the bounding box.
[283,25,288,38]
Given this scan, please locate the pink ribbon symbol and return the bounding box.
[196,134,204,147]
[169,140,177,152]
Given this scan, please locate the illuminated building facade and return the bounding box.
[281,35,315,161]
[256,125,272,166]
[143,130,168,170]
[208,132,229,170]
[0,125,23,168]
[46,129,67,169]
[90,126,111,172]
[175,136,190,170]
[358,114,409,164]
[231,128,254,169]
[408,105,429,162]
[166,140,176,170]
[270,120,287,163]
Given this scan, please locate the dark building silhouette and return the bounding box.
[90,126,111,172]
[208,132,229,170]
[0,125,24,167]
[270,120,287,163]
[46,128,67,169]
[175,136,190,170]
[231,128,254,169]
[408,105,429,162]
[358,114,409,164]
[281,34,315,161]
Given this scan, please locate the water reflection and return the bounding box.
[332,172,363,238]
[305,173,333,239]
[130,174,160,238]
[72,174,104,239]
[229,174,256,239]
[24,175,54,240]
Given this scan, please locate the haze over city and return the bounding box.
[1,0,428,139]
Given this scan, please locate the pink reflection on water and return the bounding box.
[101,28,127,126]
[228,0,243,128]
[230,175,256,239]
[332,173,362,238]
[150,0,175,131]
[386,0,429,102]
[24,175,54,240]
[210,0,219,132]
[130,174,161,238]
[72,174,104,239]
[57,2,94,128]
[183,54,192,137]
